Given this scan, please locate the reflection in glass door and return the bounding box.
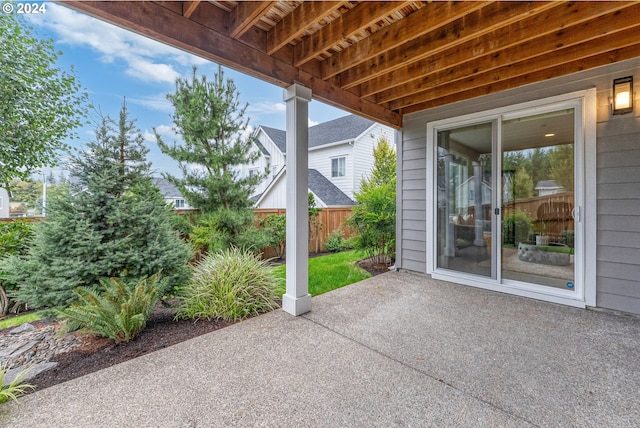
[501,109,576,290]
[436,122,493,277]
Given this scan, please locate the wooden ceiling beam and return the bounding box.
[373,1,634,103]
[60,1,401,128]
[393,25,640,112]
[182,1,201,19]
[321,1,488,79]
[229,1,276,39]
[293,1,414,67]
[402,42,640,115]
[266,1,346,55]
[339,0,560,90]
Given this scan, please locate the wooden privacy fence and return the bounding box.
[502,192,575,240]
[254,207,355,257]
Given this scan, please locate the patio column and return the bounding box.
[282,83,312,316]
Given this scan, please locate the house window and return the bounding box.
[272,164,278,179]
[331,157,346,177]
[174,199,185,209]
[249,168,259,178]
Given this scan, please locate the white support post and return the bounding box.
[282,83,312,316]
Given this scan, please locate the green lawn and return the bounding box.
[272,250,371,296]
[0,311,43,330]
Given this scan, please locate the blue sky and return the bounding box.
[24,2,348,178]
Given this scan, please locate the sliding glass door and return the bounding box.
[430,100,583,300]
[436,122,494,278]
[501,109,576,290]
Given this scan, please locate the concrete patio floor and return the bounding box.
[2,271,639,427]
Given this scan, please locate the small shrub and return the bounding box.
[58,274,163,343]
[502,210,533,245]
[176,247,281,322]
[325,229,345,253]
[259,214,286,258]
[0,220,34,258]
[0,364,34,404]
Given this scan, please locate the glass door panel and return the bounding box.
[501,109,576,290]
[436,122,493,277]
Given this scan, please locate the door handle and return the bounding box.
[571,206,580,222]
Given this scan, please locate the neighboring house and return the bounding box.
[255,168,355,209]
[535,180,564,196]
[153,178,194,210]
[239,114,394,208]
[0,188,9,218]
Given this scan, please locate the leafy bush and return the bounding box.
[190,208,268,254]
[325,229,345,253]
[346,137,396,265]
[58,275,163,343]
[0,364,34,403]
[176,247,280,322]
[347,183,396,265]
[502,210,533,245]
[259,214,286,258]
[0,220,34,258]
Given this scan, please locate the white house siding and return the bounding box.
[308,144,353,199]
[255,174,287,209]
[399,57,640,315]
[240,129,287,198]
[352,123,395,196]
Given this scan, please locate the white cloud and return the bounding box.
[309,118,320,127]
[143,124,179,143]
[247,102,286,115]
[128,94,173,114]
[28,4,201,84]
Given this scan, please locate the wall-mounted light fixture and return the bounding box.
[613,76,633,115]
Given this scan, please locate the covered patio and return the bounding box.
[3,272,639,426]
[59,1,640,316]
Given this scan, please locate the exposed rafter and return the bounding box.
[59,1,640,129]
[229,1,276,39]
[266,1,346,55]
[182,1,200,18]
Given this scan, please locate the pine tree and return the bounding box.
[155,66,264,213]
[3,102,192,308]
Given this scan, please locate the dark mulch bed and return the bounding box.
[18,255,392,393]
[28,304,232,392]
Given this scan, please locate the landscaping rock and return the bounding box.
[1,322,83,387]
[9,322,35,334]
[2,362,58,387]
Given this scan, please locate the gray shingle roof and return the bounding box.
[153,177,184,198]
[308,169,355,206]
[253,139,270,156]
[260,126,286,153]
[260,114,375,154]
[535,180,561,189]
[309,114,374,149]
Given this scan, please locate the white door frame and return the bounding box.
[426,89,596,308]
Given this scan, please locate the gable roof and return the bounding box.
[255,167,354,208]
[260,114,375,154]
[308,169,355,206]
[153,177,183,199]
[260,126,287,153]
[309,115,374,149]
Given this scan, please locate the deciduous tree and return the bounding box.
[0,13,87,187]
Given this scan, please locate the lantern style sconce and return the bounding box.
[613,76,633,115]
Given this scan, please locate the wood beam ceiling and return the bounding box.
[229,1,276,39]
[60,1,640,129]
